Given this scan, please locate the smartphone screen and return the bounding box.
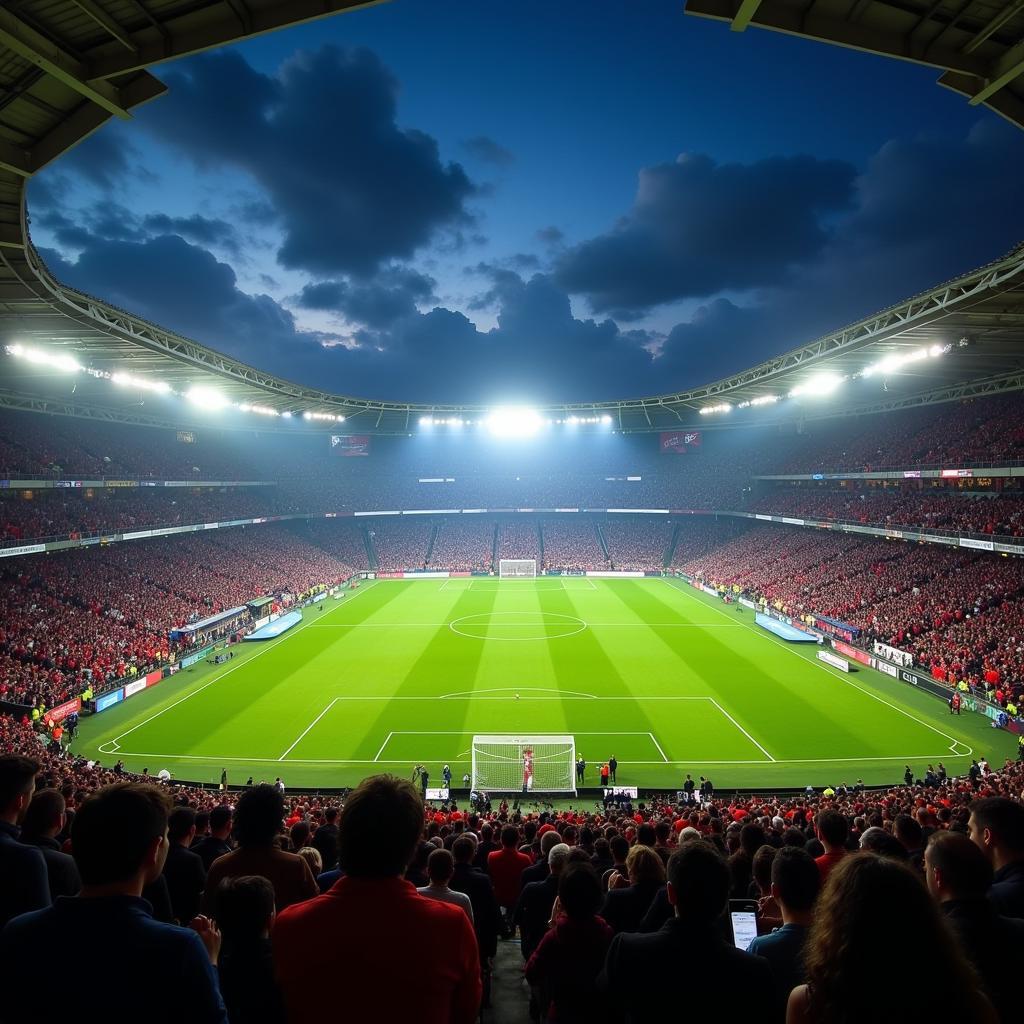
[730,910,758,951]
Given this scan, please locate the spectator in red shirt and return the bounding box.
[488,825,532,918]
[814,810,849,882]
[273,775,480,1024]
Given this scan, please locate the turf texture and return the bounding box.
[76,577,1015,791]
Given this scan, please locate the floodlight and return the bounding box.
[789,374,842,398]
[186,385,229,410]
[601,414,612,425]
[6,344,82,373]
[110,372,171,394]
[485,407,543,437]
[419,416,432,427]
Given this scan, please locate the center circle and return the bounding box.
[449,611,587,641]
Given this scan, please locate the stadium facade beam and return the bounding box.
[731,0,763,32]
[68,0,139,53]
[969,39,1024,104]
[87,1,391,80]
[0,9,132,120]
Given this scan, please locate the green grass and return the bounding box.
[76,577,1015,791]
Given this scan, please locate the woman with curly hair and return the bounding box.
[787,853,996,1024]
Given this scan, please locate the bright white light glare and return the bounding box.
[187,386,229,410]
[485,407,543,437]
[111,372,171,394]
[737,395,779,409]
[238,403,280,417]
[789,374,843,398]
[699,403,732,416]
[303,411,345,422]
[6,344,82,373]
[861,344,949,378]
[600,414,612,425]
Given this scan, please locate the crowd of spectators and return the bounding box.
[675,521,1024,708]
[541,521,608,573]
[752,486,1024,538]
[368,519,434,573]
[603,518,674,571]
[499,520,541,562]
[0,525,358,709]
[2,716,1023,1023]
[427,520,495,573]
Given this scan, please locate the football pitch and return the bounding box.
[77,577,1013,792]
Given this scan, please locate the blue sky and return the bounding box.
[28,0,1024,403]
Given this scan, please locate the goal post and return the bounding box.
[499,559,537,578]
[471,735,576,794]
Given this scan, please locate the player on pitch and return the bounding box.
[522,747,534,795]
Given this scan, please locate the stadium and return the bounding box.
[1,2,1024,1023]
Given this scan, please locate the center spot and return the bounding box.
[448,611,587,641]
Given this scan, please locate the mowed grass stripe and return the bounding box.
[616,580,877,759]
[148,581,411,759]
[307,583,501,762]
[657,579,964,759]
[540,583,666,767]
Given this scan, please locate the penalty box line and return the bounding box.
[372,731,670,764]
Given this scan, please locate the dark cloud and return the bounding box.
[142,213,239,251]
[536,226,564,246]
[295,268,436,328]
[462,136,515,167]
[141,47,475,276]
[556,153,855,314]
[41,234,308,366]
[50,129,152,191]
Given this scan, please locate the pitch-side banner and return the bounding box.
[659,430,701,454]
[330,435,371,457]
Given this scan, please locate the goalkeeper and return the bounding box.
[522,748,534,794]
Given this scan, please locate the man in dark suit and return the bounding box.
[163,807,207,925]
[450,835,500,1007]
[969,797,1024,918]
[472,824,499,871]
[521,830,561,889]
[192,804,234,872]
[0,755,50,928]
[20,788,81,900]
[516,844,569,962]
[927,830,1024,1024]
[311,807,339,871]
[600,841,772,1022]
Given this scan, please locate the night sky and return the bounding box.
[28,0,1024,404]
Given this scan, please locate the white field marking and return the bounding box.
[648,732,669,763]
[659,578,975,758]
[439,687,599,699]
[440,577,598,592]
[373,732,394,762]
[279,698,342,761]
[375,731,666,764]
[707,698,776,762]
[107,751,973,766]
[101,580,382,751]
[307,621,743,628]
[449,611,587,641]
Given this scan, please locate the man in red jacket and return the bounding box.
[273,775,480,1024]
[488,825,532,920]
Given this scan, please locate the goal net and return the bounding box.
[499,559,537,578]
[471,735,576,794]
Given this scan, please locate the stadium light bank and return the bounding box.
[4,343,347,422]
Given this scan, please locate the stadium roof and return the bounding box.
[0,0,1022,434]
[683,0,1024,132]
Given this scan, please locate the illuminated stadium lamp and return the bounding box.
[186,385,229,411]
[419,416,432,427]
[6,343,82,374]
[698,403,732,415]
[486,407,543,437]
[600,414,613,425]
[110,372,171,395]
[789,374,842,398]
